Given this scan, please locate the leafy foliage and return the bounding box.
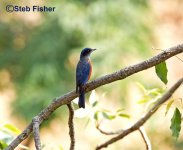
[93,109,130,121]
[136,82,164,109]
[165,100,174,116]
[74,90,130,124]
[170,108,181,139]
[2,124,21,135]
[155,61,168,84]
[0,124,27,149]
[0,140,8,150]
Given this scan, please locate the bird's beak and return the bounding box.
[92,48,96,52]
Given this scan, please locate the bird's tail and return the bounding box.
[78,87,85,108]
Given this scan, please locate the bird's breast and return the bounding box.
[88,59,92,80]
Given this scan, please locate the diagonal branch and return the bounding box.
[67,103,75,150]
[6,44,183,150]
[96,77,183,150]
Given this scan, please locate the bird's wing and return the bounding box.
[76,60,91,86]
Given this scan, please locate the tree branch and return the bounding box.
[32,116,41,150]
[96,77,183,150]
[67,103,75,150]
[6,44,183,150]
[139,127,151,150]
[96,122,123,135]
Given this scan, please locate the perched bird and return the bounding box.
[76,48,96,108]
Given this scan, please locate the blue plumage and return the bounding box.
[76,48,96,108]
[76,60,91,86]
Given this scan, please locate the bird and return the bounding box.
[76,48,96,108]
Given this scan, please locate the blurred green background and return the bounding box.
[0,0,183,150]
[0,0,152,120]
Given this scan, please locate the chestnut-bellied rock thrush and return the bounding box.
[76,48,96,108]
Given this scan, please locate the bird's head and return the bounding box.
[80,48,96,59]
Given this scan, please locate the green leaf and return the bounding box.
[0,140,8,149]
[137,99,149,104]
[147,88,161,95]
[94,111,99,121]
[102,112,115,120]
[118,113,130,119]
[170,108,181,139]
[155,61,168,84]
[0,141,3,150]
[165,100,174,116]
[92,101,98,107]
[3,124,21,135]
[136,82,147,93]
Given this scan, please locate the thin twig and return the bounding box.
[153,47,183,62]
[67,103,75,150]
[96,123,123,135]
[32,116,41,150]
[96,77,183,149]
[175,55,183,62]
[139,127,151,150]
[6,44,183,150]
